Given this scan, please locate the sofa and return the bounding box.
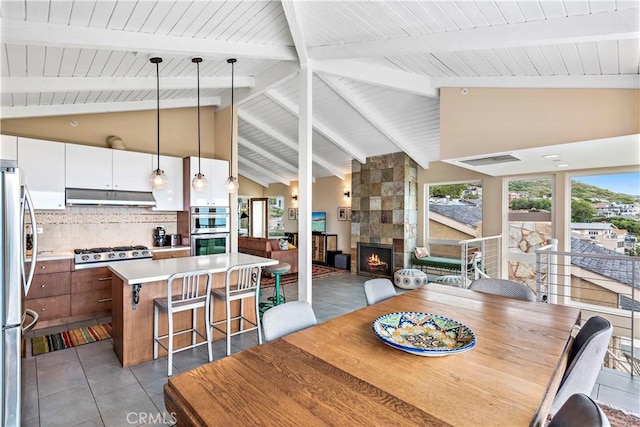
[238,237,298,273]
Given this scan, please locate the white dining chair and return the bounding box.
[363,278,397,305]
[469,278,536,301]
[153,270,213,376]
[262,301,317,342]
[548,393,610,427]
[209,264,263,356]
[550,316,613,415]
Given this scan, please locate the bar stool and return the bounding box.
[153,270,213,376]
[209,264,263,357]
[262,262,290,309]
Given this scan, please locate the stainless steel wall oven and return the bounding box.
[190,207,230,256]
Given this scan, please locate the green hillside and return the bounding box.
[507,179,637,204]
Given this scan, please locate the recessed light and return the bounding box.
[461,88,468,95]
[556,164,569,168]
[70,120,78,127]
[543,154,559,158]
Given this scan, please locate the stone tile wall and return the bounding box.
[350,153,418,273]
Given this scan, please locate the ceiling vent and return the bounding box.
[459,154,521,167]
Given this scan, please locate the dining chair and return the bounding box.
[550,315,613,415]
[153,270,213,376]
[548,393,610,427]
[209,264,263,356]
[363,278,397,305]
[469,278,536,301]
[262,301,317,342]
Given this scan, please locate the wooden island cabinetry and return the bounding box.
[71,267,113,318]
[152,247,191,260]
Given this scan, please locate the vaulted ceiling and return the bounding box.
[2,1,638,186]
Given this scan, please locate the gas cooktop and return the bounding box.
[73,245,152,265]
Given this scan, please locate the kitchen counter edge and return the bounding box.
[108,252,278,286]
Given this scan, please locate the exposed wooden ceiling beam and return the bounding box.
[317,73,431,169]
[238,109,345,180]
[309,9,639,60]
[228,61,299,108]
[281,0,309,67]
[238,170,270,188]
[238,157,290,186]
[433,75,640,89]
[313,60,439,98]
[0,97,220,119]
[1,18,297,61]
[265,89,367,164]
[1,76,254,94]
[239,136,300,176]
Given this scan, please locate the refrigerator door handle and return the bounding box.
[21,185,38,296]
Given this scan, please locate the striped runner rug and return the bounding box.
[31,323,112,356]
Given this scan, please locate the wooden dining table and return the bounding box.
[164,283,581,426]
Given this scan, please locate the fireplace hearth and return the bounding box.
[358,243,393,279]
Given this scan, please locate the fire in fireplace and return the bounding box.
[358,242,393,279]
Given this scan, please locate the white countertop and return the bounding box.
[108,252,278,285]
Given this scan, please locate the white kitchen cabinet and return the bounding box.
[66,144,112,189]
[0,135,18,161]
[187,156,229,207]
[152,154,183,211]
[66,144,152,191]
[112,150,152,192]
[17,137,66,209]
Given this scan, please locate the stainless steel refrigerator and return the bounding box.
[1,160,38,425]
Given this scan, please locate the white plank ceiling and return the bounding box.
[1,0,638,184]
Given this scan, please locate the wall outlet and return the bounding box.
[36,226,44,234]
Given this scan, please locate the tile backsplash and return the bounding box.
[32,207,178,252]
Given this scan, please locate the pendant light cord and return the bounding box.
[156,61,160,168]
[196,59,201,174]
[230,59,235,172]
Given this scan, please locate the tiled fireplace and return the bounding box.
[357,242,393,279]
[350,153,418,275]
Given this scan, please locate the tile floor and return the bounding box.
[21,273,639,426]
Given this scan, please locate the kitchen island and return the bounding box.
[108,253,277,367]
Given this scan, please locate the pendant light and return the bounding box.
[225,58,240,193]
[191,57,208,192]
[149,57,168,189]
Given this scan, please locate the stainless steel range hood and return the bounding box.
[65,188,156,207]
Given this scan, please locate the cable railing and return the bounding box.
[535,244,639,377]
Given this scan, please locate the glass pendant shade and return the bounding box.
[192,172,208,192]
[226,176,239,193]
[150,168,168,189]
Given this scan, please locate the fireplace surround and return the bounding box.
[357,242,393,279]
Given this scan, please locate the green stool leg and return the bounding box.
[273,273,282,305]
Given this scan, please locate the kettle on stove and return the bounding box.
[153,226,168,247]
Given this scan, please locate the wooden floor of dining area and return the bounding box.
[22,272,639,426]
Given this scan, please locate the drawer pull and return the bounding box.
[40,308,45,311]
[40,284,46,288]
[98,298,112,303]
[98,277,112,281]
[40,266,46,270]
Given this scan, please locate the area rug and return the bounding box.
[600,402,640,427]
[261,265,347,289]
[31,323,112,356]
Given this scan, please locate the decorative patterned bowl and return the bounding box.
[372,312,476,356]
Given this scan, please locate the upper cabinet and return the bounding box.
[66,144,152,192]
[0,135,18,161]
[185,156,230,207]
[17,137,66,209]
[152,155,183,211]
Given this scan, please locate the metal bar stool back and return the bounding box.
[209,264,263,356]
[153,270,213,376]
